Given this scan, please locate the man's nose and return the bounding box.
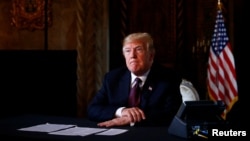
[130,49,137,57]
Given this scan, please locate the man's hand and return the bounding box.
[121,107,146,123]
[97,107,146,127]
[97,116,131,127]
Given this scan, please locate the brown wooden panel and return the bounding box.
[128,0,176,66]
[109,0,177,68]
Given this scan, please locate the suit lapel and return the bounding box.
[140,69,156,108]
[119,71,131,104]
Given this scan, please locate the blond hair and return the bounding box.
[123,32,155,53]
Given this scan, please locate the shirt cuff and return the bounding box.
[115,107,126,117]
[130,122,135,126]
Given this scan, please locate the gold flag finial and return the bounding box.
[218,0,222,10]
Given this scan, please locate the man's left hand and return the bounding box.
[97,117,131,127]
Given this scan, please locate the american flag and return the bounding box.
[207,9,238,119]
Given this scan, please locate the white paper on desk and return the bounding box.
[95,128,128,136]
[18,123,76,133]
[49,127,107,136]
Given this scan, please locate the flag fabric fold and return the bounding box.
[207,9,238,119]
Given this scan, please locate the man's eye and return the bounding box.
[124,49,131,53]
[136,48,143,52]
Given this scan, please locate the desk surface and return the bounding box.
[0,114,188,141]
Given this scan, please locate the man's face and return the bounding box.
[123,40,154,76]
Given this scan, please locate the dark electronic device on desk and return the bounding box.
[168,100,227,139]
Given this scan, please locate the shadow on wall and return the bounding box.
[0,50,77,118]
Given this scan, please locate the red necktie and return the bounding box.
[128,78,142,107]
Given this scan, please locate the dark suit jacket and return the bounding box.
[87,63,182,126]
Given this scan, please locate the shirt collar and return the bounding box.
[131,70,150,86]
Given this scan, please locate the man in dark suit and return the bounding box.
[87,32,182,127]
